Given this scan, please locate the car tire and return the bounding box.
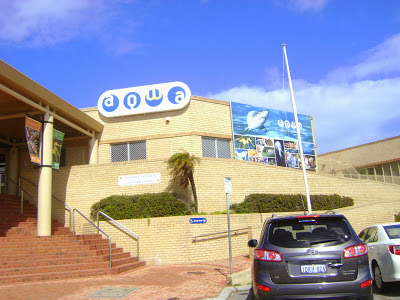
[373,263,386,292]
[246,287,257,300]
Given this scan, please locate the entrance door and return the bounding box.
[0,154,5,194]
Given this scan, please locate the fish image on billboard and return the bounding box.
[242,110,269,133]
[274,139,286,167]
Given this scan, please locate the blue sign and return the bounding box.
[98,82,191,118]
[189,218,207,224]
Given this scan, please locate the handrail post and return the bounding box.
[20,190,24,214]
[72,209,76,235]
[97,211,100,234]
[109,237,112,268]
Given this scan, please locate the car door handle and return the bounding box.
[328,263,343,268]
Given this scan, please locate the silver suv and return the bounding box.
[248,213,373,299]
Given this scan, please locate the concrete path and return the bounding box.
[0,255,252,300]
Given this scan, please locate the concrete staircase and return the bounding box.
[0,194,145,284]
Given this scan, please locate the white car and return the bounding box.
[358,222,400,292]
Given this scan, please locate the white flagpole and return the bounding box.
[282,44,312,214]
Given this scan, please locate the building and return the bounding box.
[1,59,400,265]
[319,136,400,185]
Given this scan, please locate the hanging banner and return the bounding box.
[25,116,42,165]
[52,129,65,170]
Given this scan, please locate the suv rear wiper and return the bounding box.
[310,239,341,245]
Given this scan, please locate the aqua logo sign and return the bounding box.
[98,82,191,117]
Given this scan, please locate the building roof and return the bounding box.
[319,135,400,168]
[0,60,103,145]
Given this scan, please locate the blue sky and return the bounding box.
[1,0,399,154]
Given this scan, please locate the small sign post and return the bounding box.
[225,177,233,275]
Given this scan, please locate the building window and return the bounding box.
[111,141,147,162]
[202,137,231,159]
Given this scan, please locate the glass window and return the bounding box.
[268,217,352,248]
[202,137,231,159]
[383,224,400,239]
[111,141,147,162]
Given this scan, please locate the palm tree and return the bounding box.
[166,151,200,212]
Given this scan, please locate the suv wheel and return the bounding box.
[373,263,386,292]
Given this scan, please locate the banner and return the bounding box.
[231,102,316,170]
[25,116,41,165]
[52,129,65,170]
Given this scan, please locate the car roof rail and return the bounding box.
[324,210,339,215]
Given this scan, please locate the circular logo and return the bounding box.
[168,86,186,104]
[102,94,119,113]
[145,89,163,107]
[278,119,284,127]
[124,92,141,110]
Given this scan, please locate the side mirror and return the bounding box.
[248,239,258,248]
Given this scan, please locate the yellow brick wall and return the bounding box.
[16,97,400,265]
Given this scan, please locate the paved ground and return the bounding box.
[0,255,252,300]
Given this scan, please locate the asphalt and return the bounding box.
[0,255,252,300]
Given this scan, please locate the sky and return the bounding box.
[1,0,399,154]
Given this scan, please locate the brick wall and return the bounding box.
[16,97,400,265]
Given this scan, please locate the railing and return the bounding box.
[0,171,33,214]
[19,176,72,227]
[97,211,140,260]
[192,227,248,243]
[72,208,112,268]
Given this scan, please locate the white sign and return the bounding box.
[224,177,232,194]
[98,82,191,118]
[118,173,161,186]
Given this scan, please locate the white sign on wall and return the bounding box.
[118,173,161,186]
[98,82,191,118]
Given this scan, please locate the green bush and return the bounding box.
[230,194,354,214]
[91,192,191,221]
[395,212,400,222]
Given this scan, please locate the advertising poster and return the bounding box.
[52,129,65,170]
[25,116,41,165]
[231,102,316,170]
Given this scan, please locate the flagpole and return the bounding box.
[282,44,312,214]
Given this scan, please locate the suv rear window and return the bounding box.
[268,217,352,248]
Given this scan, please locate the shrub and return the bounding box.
[230,194,354,214]
[395,212,400,222]
[90,192,191,220]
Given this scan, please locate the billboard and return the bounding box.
[231,102,316,170]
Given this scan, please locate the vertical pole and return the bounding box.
[226,193,233,274]
[282,44,312,214]
[38,108,53,236]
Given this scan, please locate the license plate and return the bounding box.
[301,264,327,274]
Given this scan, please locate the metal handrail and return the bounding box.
[0,171,33,214]
[97,211,140,260]
[19,175,72,227]
[72,208,113,268]
[192,227,248,242]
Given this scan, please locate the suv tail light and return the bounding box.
[343,244,368,258]
[389,245,400,255]
[254,248,282,262]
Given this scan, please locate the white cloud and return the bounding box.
[208,34,400,154]
[287,0,331,12]
[325,33,400,82]
[0,0,104,45]
[0,0,140,54]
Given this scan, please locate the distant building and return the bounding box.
[318,136,400,185]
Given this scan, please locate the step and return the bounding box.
[0,260,111,276]
[0,255,105,269]
[0,268,111,285]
